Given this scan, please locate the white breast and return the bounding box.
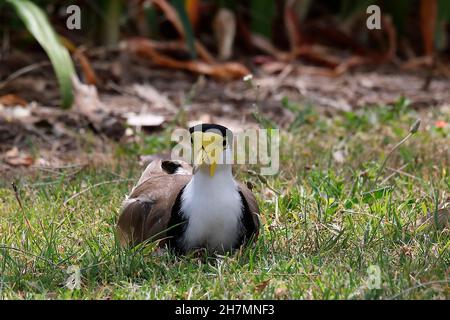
[179,166,243,253]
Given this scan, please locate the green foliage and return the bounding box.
[217,0,237,10]
[438,0,450,21]
[382,0,411,35]
[171,0,196,58]
[281,97,318,132]
[6,0,75,108]
[101,0,122,46]
[1,102,448,299]
[437,0,450,49]
[115,132,170,158]
[250,0,276,38]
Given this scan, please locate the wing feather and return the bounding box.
[238,183,261,241]
[117,160,192,246]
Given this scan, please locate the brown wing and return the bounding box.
[117,160,192,246]
[238,182,261,239]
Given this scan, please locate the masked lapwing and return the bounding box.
[117,124,260,254]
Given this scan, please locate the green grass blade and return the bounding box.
[7,0,76,108]
[171,0,196,59]
[250,0,275,38]
[101,0,122,46]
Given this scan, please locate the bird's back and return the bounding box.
[117,160,192,245]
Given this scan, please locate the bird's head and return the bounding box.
[189,123,233,177]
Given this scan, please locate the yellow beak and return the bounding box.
[192,132,223,176]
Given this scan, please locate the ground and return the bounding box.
[0,91,448,299]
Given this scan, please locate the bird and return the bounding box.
[117,123,260,254]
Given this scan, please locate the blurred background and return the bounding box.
[0,0,449,170]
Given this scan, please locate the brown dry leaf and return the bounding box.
[60,36,98,85]
[298,15,396,75]
[251,33,292,62]
[308,21,368,56]
[72,76,124,139]
[0,94,27,107]
[379,15,397,63]
[152,0,214,63]
[284,0,302,52]
[186,0,201,29]
[400,245,413,258]
[420,0,437,56]
[416,205,449,230]
[260,61,289,74]
[72,75,105,118]
[255,280,270,293]
[213,8,236,61]
[206,62,249,81]
[141,40,187,53]
[126,38,249,80]
[132,84,177,113]
[45,292,58,299]
[73,49,98,85]
[4,147,34,167]
[294,45,341,69]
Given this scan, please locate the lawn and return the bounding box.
[0,100,449,299]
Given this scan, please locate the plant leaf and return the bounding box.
[171,0,196,58]
[7,0,76,108]
[250,0,275,38]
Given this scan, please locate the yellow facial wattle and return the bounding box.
[191,131,224,176]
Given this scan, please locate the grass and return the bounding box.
[0,100,449,299]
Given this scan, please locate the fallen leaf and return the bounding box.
[132,84,177,112]
[126,113,165,127]
[126,38,249,80]
[152,0,214,63]
[260,61,289,74]
[416,205,449,230]
[400,245,413,257]
[72,76,124,139]
[72,75,105,116]
[0,94,27,107]
[46,292,58,299]
[73,49,98,85]
[420,0,437,56]
[60,36,98,85]
[5,147,19,158]
[251,33,292,62]
[186,0,200,29]
[0,105,32,119]
[372,15,397,63]
[4,147,34,167]
[255,280,270,293]
[284,0,303,52]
